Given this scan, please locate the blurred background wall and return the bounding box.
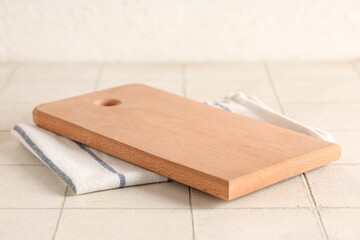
[0,0,360,62]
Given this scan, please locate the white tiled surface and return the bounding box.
[0,166,66,208]
[282,102,360,130]
[0,103,36,130]
[98,63,183,95]
[320,208,360,240]
[329,130,360,164]
[267,62,360,82]
[186,63,277,103]
[306,165,360,208]
[0,131,41,165]
[55,209,192,240]
[274,80,360,103]
[193,209,324,240]
[0,62,359,239]
[0,209,60,239]
[0,63,99,104]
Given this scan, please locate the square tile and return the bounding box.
[282,103,360,130]
[55,209,192,240]
[274,80,360,103]
[0,103,36,130]
[0,166,66,208]
[12,63,100,82]
[101,63,183,82]
[99,63,183,95]
[329,130,360,164]
[185,63,277,103]
[191,175,311,208]
[268,62,360,82]
[64,182,189,209]
[0,63,100,104]
[185,63,267,81]
[0,131,41,165]
[0,81,96,104]
[186,79,277,103]
[0,209,60,239]
[320,208,360,240]
[306,165,360,207]
[193,209,323,240]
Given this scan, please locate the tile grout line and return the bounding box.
[52,186,68,240]
[182,64,187,98]
[302,173,329,240]
[265,62,329,240]
[263,63,284,114]
[0,63,20,94]
[94,62,105,91]
[188,187,195,240]
[300,174,316,209]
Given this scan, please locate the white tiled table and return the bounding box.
[0,62,359,240]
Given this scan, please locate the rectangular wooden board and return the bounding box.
[33,84,341,200]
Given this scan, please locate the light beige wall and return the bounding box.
[1,0,360,62]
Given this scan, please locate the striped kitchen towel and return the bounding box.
[11,92,335,194]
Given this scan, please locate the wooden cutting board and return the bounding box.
[33,84,341,200]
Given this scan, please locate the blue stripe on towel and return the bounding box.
[204,102,231,112]
[13,125,77,193]
[75,143,126,188]
[214,103,231,111]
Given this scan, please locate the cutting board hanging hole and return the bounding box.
[94,99,121,107]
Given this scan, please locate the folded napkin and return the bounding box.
[11,92,335,194]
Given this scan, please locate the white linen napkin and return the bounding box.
[11,92,335,194]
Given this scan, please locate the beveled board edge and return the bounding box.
[228,144,341,200]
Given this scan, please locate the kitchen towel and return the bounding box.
[11,92,335,194]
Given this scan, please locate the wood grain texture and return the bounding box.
[33,84,341,200]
